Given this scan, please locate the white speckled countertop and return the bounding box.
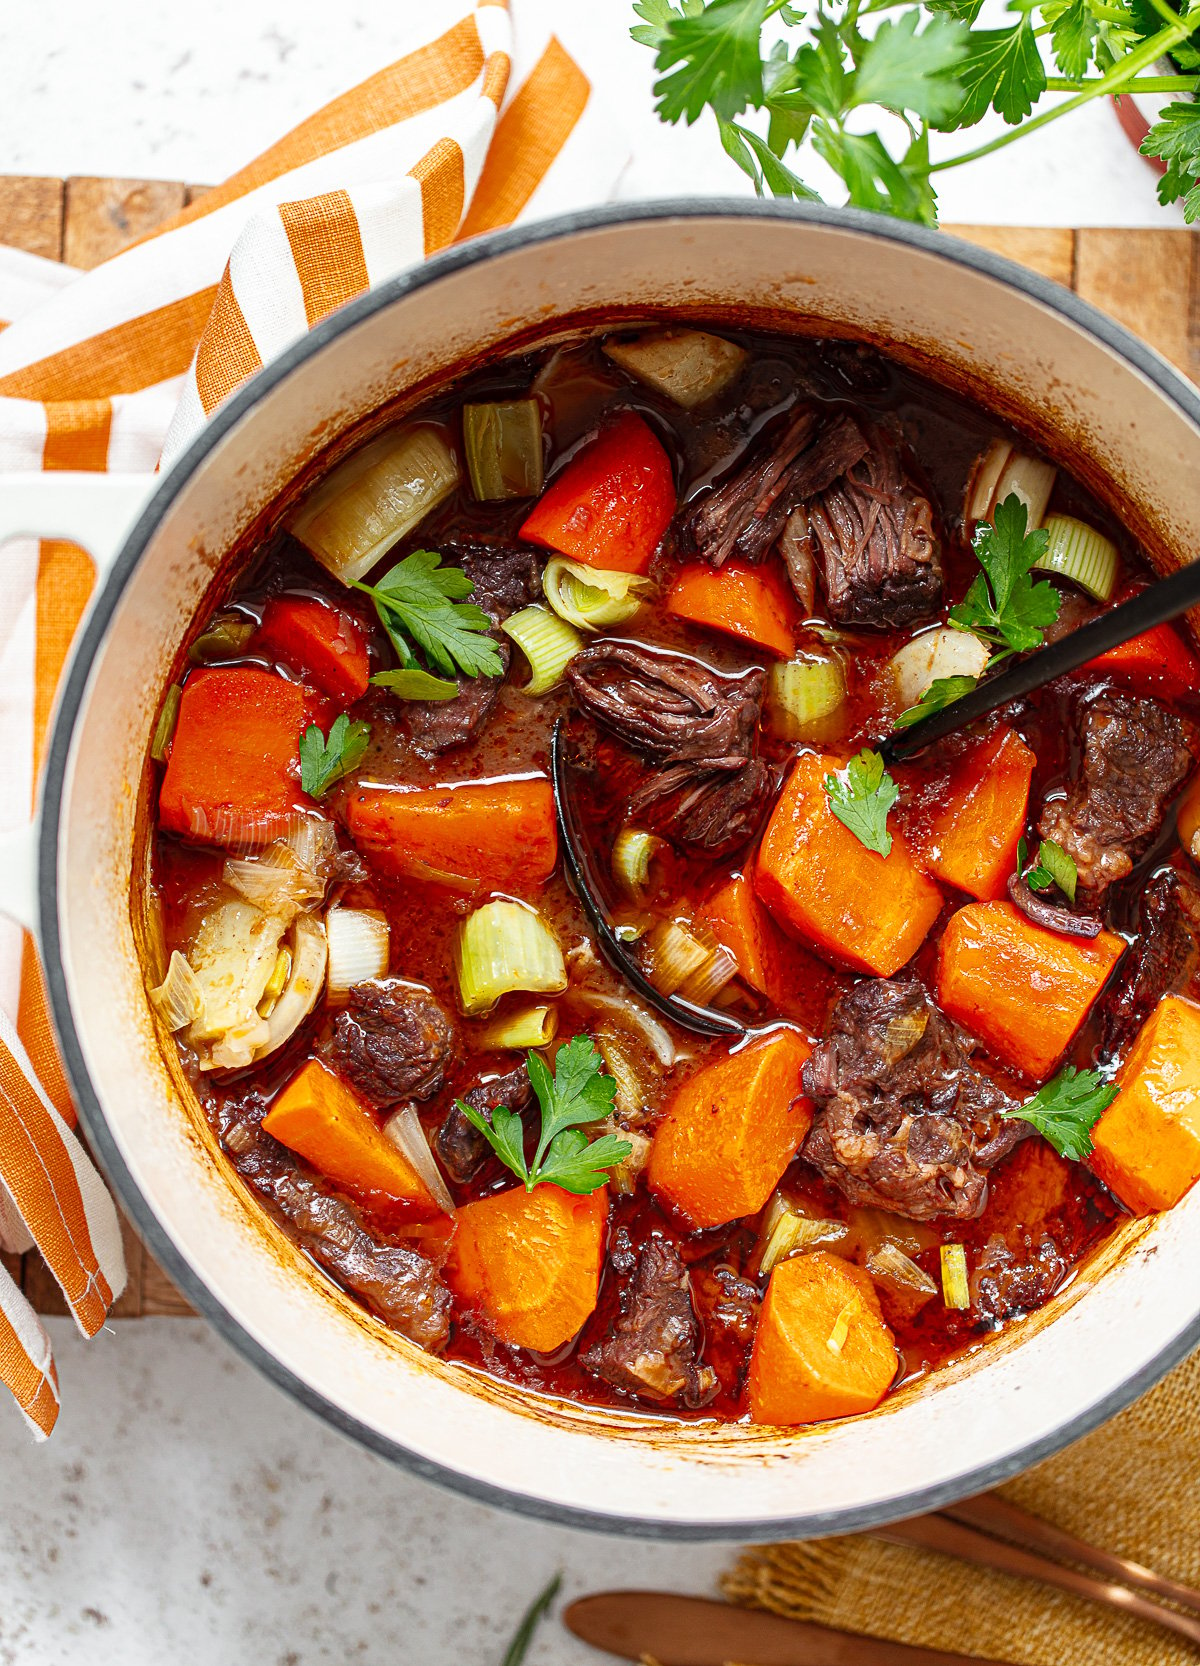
[0,4,1188,1662]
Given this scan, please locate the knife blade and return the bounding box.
[563,1591,1010,1666]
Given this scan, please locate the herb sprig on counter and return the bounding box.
[456,1035,633,1195]
[355,548,504,690]
[1003,1064,1118,1160]
[632,0,1200,225]
[824,746,899,856]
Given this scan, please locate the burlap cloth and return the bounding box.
[723,1348,1200,1664]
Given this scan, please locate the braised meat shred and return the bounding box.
[581,1234,716,1407]
[434,1063,533,1185]
[567,642,773,855]
[801,980,1026,1221]
[1038,693,1194,898]
[223,1111,452,1349]
[323,979,457,1109]
[678,408,870,569]
[1097,868,1200,1061]
[397,539,542,755]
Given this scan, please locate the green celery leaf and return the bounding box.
[895,672,980,729]
[823,747,899,857]
[371,668,460,701]
[943,16,1047,128]
[852,11,970,124]
[1002,1065,1117,1161]
[298,713,370,799]
[649,0,771,124]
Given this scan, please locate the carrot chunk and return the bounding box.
[344,776,557,893]
[937,900,1125,1080]
[698,871,828,1027]
[647,1029,813,1229]
[1082,621,1200,704]
[158,665,316,847]
[754,752,943,977]
[665,559,796,659]
[446,1185,608,1352]
[263,1059,442,1215]
[518,411,675,575]
[1090,994,1200,1215]
[748,1252,897,1425]
[254,594,370,703]
[903,726,1035,901]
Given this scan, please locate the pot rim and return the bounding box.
[39,198,1200,1540]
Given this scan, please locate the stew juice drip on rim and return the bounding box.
[141,325,1200,1426]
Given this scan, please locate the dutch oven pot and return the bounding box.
[3,204,1200,1540]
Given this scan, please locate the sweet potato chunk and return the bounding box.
[1091,994,1200,1215]
[749,1251,897,1425]
[647,1029,812,1229]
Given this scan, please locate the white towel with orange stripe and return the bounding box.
[0,0,625,1437]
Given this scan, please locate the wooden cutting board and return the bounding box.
[0,175,1196,1320]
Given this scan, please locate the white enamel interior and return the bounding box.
[48,210,1200,1535]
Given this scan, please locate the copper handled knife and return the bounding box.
[563,1591,1010,1666]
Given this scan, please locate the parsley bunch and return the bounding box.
[633,0,1200,224]
[356,548,504,701]
[456,1035,633,1194]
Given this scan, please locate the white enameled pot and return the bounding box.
[3,204,1200,1540]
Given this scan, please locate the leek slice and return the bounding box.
[889,627,991,709]
[189,612,255,664]
[288,425,461,585]
[256,913,327,1058]
[455,900,567,1016]
[767,653,845,740]
[940,1243,970,1310]
[502,604,582,694]
[1033,514,1119,602]
[607,1122,651,1195]
[325,907,390,1002]
[755,1192,848,1276]
[149,950,202,1032]
[968,440,1056,529]
[259,947,293,1014]
[866,1241,938,1306]
[644,917,712,996]
[462,399,543,501]
[677,944,738,1007]
[602,329,747,408]
[612,828,665,899]
[150,683,182,763]
[542,556,646,632]
[477,1004,559,1050]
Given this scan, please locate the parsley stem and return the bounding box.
[930,17,1195,174]
[1045,73,1198,90]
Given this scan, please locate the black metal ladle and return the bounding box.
[550,718,746,1039]
[879,558,1200,765]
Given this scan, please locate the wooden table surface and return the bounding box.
[0,174,1196,1319]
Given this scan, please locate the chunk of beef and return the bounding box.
[792,429,942,628]
[581,1237,716,1407]
[323,979,456,1109]
[1006,872,1103,939]
[1038,693,1194,897]
[434,1063,533,1185]
[224,1113,451,1349]
[970,1232,1068,1325]
[399,539,542,755]
[1098,868,1200,1061]
[568,642,763,768]
[801,979,1025,1221]
[629,755,776,857]
[679,408,870,569]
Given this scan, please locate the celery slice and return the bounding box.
[150,683,182,762]
[767,653,846,740]
[940,1243,971,1310]
[502,604,582,694]
[462,399,543,501]
[477,1004,559,1050]
[455,901,567,1016]
[1033,514,1119,602]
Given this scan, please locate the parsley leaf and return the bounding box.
[370,667,459,701]
[455,1035,630,1194]
[812,125,938,224]
[1044,0,1098,78]
[823,748,899,857]
[646,0,769,124]
[1143,102,1200,223]
[941,14,1047,128]
[1002,1065,1118,1161]
[1025,836,1078,902]
[719,117,821,197]
[852,12,970,125]
[949,493,1058,655]
[355,549,504,682]
[895,672,980,730]
[299,713,370,799]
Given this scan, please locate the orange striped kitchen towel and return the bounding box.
[0,0,625,1437]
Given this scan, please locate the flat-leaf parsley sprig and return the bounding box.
[823,746,899,856]
[1002,1064,1118,1160]
[356,548,504,696]
[950,493,1058,658]
[456,1035,633,1194]
[299,713,370,799]
[632,0,1200,225]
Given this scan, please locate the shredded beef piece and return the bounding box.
[630,755,777,857]
[970,1233,1068,1325]
[1098,868,1200,1061]
[434,1063,533,1185]
[791,428,942,628]
[398,539,541,755]
[679,408,870,569]
[1038,693,1194,897]
[801,979,1025,1221]
[581,1238,716,1406]
[224,1114,451,1349]
[1007,871,1103,938]
[323,979,456,1109]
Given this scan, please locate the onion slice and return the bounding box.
[255,913,328,1060]
[326,907,390,1002]
[149,950,202,1032]
[384,1105,455,1215]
